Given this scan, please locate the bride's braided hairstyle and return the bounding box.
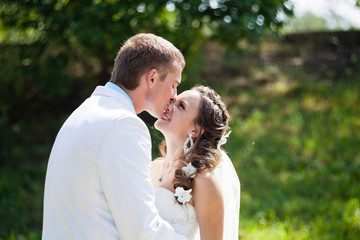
[159,85,230,203]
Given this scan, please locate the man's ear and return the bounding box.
[146,69,158,88]
[191,124,204,138]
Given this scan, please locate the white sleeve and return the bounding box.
[97,116,187,240]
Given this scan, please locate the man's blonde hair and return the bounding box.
[110,33,185,90]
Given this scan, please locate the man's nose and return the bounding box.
[167,99,176,111]
[172,87,177,100]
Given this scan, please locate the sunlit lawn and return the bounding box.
[220,69,360,239]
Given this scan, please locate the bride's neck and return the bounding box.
[163,139,183,168]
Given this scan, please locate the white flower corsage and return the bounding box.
[217,130,231,149]
[174,187,192,204]
[182,163,197,178]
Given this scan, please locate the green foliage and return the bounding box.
[0,164,45,239]
[0,0,293,47]
[0,0,295,98]
[0,0,294,89]
[0,0,294,167]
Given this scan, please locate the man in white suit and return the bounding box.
[42,33,187,239]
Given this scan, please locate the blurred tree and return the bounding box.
[282,12,329,33]
[0,0,294,43]
[0,0,294,68]
[0,0,295,139]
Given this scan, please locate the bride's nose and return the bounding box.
[166,102,176,112]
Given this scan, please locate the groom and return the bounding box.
[42,33,187,239]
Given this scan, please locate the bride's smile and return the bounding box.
[155,90,201,141]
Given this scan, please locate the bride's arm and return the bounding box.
[193,170,224,240]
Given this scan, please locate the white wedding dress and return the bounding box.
[155,187,200,240]
[154,151,240,240]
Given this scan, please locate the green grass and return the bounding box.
[0,163,45,239]
[1,67,360,239]
[221,74,360,239]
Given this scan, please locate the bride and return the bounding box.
[151,85,240,240]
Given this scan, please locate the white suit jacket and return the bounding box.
[42,86,187,240]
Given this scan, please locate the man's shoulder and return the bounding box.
[81,86,139,122]
[65,89,149,137]
[90,85,136,113]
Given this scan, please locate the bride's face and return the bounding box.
[155,90,201,140]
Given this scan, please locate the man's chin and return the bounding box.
[145,109,161,120]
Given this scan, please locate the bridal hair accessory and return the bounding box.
[182,163,197,178]
[217,130,231,149]
[183,132,194,157]
[174,187,192,204]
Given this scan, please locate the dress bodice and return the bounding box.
[154,187,200,240]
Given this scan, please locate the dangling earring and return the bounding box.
[183,132,194,157]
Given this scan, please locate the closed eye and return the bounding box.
[179,101,185,110]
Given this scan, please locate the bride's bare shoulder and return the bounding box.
[193,169,221,193]
[192,169,223,211]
